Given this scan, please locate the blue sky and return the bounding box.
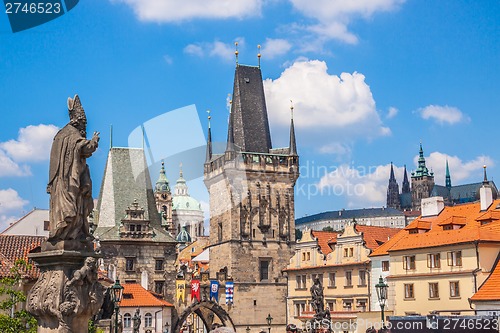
[0,0,498,230]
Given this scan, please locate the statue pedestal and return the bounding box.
[27,246,104,333]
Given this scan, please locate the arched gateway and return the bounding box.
[173,300,235,333]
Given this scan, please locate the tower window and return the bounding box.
[259,259,271,281]
[125,258,135,271]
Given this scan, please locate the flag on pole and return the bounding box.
[176,280,186,302]
[225,281,234,305]
[210,280,219,302]
[191,279,201,301]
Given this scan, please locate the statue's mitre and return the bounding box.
[67,94,86,120]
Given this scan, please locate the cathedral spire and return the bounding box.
[445,159,452,189]
[389,162,396,181]
[289,102,297,156]
[402,164,410,193]
[206,110,212,163]
[387,162,400,210]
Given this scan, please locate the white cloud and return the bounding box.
[289,0,405,44]
[263,59,389,152]
[419,152,493,185]
[184,38,244,61]
[418,105,470,125]
[0,150,30,177]
[260,38,292,59]
[318,142,352,156]
[0,188,29,231]
[0,124,59,162]
[387,106,398,119]
[317,163,401,208]
[163,55,173,65]
[111,0,263,22]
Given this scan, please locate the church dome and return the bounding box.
[173,196,202,211]
[176,225,192,243]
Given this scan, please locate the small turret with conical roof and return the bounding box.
[154,161,173,233]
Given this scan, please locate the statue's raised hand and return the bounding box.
[91,131,100,144]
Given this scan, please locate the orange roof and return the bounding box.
[120,283,174,308]
[371,199,500,256]
[311,230,339,254]
[354,225,401,251]
[0,235,44,279]
[471,257,500,301]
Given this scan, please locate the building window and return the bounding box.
[382,260,389,272]
[155,281,164,294]
[404,284,414,299]
[358,270,367,286]
[357,299,367,312]
[43,220,49,231]
[307,252,311,260]
[345,271,352,287]
[259,259,270,281]
[327,300,335,311]
[125,258,134,271]
[145,313,153,327]
[427,254,441,268]
[296,275,306,289]
[218,222,223,242]
[343,299,353,311]
[349,247,354,257]
[450,281,460,297]
[403,256,416,270]
[294,302,306,317]
[155,259,164,271]
[129,224,136,232]
[302,252,306,261]
[124,313,131,328]
[429,283,439,299]
[447,251,462,266]
[328,273,336,288]
[343,248,348,257]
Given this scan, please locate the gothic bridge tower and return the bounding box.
[204,64,299,331]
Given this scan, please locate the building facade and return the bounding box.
[93,147,178,304]
[285,224,399,332]
[204,64,299,332]
[1,209,49,237]
[372,189,500,316]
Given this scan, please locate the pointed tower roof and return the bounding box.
[94,147,175,242]
[412,142,431,178]
[289,104,297,156]
[155,161,170,193]
[402,165,410,193]
[174,164,188,196]
[389,162,396,182]
[228,65,272,153]
[176,225,192,244]
[445,159,452,189]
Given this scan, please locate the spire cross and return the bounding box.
[207,110,211,128]
[290,100,294,120]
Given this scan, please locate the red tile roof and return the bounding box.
[0,235,44,279]
[120,283,174,308]
[354,225,401,251]
[471,257,500,301]
[311,230,339,254]
[370,200,500,256]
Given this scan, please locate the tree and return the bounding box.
[322,226,334,232]
[295,228,303,241]
[0,259,37,333]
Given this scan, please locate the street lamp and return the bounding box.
[266,314,273,333]
[375,276,389,325]
[110,279,124,333]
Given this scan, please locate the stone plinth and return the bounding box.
[27,247,104,333]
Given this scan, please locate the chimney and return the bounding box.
[421,196,445,217]
[480,186,493,211]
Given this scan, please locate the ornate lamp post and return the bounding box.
[375,276,389,326]
[266,314,273,333]
[111,279,124,333]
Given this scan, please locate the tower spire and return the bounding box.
[235,42,239,66]
[402,164,410,193]
[205,110,212,163]
[387,162,400,209]
[483,165,489,184]
[389,162,396,181]
[445,159,452,189]
[257,44,261,68]
[289,101,297,156]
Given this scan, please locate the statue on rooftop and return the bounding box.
[47,94,99,244]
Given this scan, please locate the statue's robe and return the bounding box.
[47,124,97,241]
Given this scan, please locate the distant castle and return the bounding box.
[387,143,498,210]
